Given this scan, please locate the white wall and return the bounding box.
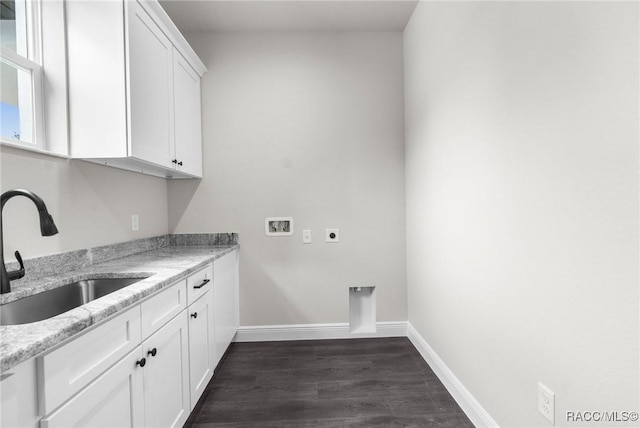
[0,145,168,260]
[168,32,407,326]
[404,2,639,427]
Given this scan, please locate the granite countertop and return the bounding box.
[0,235,238,373]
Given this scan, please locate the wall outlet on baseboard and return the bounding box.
[538,382,555,424]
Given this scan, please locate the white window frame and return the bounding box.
[1,0,67,156]
[0,47,45,149]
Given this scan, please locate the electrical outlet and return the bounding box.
[538,382,555,424]
[326,228,340,243]
[302,229,312,244]
[132,214,139,231]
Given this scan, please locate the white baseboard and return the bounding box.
[407,323,499,428]
[234,321,408,342]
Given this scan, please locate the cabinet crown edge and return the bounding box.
[140,0,207,76]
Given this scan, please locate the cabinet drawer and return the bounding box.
[40,347,144,428]
[38,306,141,415]
[140,280,187,339]
[186,264,213,305]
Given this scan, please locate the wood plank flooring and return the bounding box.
[184,337,474,428]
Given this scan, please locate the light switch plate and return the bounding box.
[302,229,312,244]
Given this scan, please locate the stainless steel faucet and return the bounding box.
[1,189,59,294]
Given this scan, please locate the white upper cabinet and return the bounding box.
[127,0,175,170]
[67,0,207,179]
[173,49,203,177]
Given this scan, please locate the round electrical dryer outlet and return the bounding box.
[325,229,340,243]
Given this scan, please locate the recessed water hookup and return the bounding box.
[349,286,376,334]
[265,217,294,236]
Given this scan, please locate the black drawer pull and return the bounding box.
[136,358,146,368]
[147,348,157,357]
[191,312,198,319]
[193,278,210,289]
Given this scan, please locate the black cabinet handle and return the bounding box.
[136,358,146,368]
[147,348,157,357]
[194,278,210,289]
[178,161,183,166]
[191,312,198,319]
[172,159,178,164]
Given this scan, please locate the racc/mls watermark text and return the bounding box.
[566,411,639,423]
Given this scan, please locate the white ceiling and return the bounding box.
[158,0,419,33]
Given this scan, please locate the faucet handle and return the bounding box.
[14,251,24,268]
[7,251,25,281]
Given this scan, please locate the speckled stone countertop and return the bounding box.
[0,234,238,373]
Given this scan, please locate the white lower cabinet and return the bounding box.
[1,252,240,428]
[38,307,142,415]
[0,358,39,428]
[213,250,240,368]
[40,347,145,428]
[37,284,191,428]
[187,290,214,409]
[36,281,191,428]
[142,312,190,428]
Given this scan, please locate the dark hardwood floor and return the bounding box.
[184,337,475,428]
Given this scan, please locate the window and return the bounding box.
[1,0,45,149]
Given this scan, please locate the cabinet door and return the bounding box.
[39,306,142,415]
[173,48,203,177]
[126,0,174,168]
[187,292,214,409]
[40,347,145,428]
[213,250,239,368]
[142,311,190,428]
[1,358,39,428]
[66,0,128,158]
